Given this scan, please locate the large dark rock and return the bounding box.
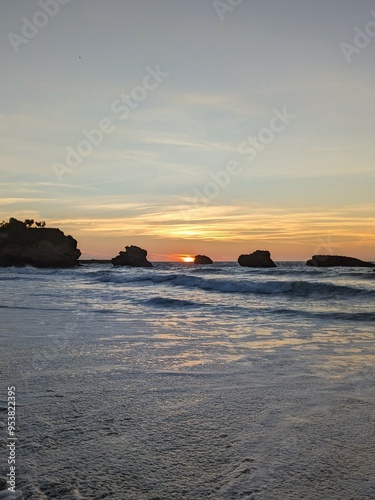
[238,250,276,268]
[306,255,374,267]
[112,245,152,267]
[194,255,213,264]
[0,218,81,268]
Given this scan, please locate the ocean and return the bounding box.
[1,262,375,499]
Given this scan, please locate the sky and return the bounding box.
[1,0,375,261]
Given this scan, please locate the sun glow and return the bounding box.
[181,256,194,263]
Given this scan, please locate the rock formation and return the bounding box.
[306,255,374,267]
[0,218,81,268]
[194,255,213,264]
[112,245,152,267]
[238,250,276,268]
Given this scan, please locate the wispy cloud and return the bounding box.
[121,130,237,153]
[45,203,375,248]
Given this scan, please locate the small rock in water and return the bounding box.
[194,254,213,264]
[306,254,374,267]
[112,245,153,267]
[238,250,276,268]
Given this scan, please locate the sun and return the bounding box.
[181,256,194,263]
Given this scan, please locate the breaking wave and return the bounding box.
[91,272,374,298]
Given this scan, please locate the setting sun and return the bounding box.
[181,256,194,263]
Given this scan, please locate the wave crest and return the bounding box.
[91,272,374,298]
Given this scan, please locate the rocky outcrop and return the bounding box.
[306,255,374,267]
[238,250,276,268]
[194,255,213,264]
[112,245,152,267]
[0,218,81,268]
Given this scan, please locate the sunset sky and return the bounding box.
[1,0,375,261]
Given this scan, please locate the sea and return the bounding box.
[1,262,375,499]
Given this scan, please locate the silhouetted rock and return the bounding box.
[112,245,152,267]
[194,255,213,264]
[238,250,276,268]
[306,255,374,267]
[0,218,81,268]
